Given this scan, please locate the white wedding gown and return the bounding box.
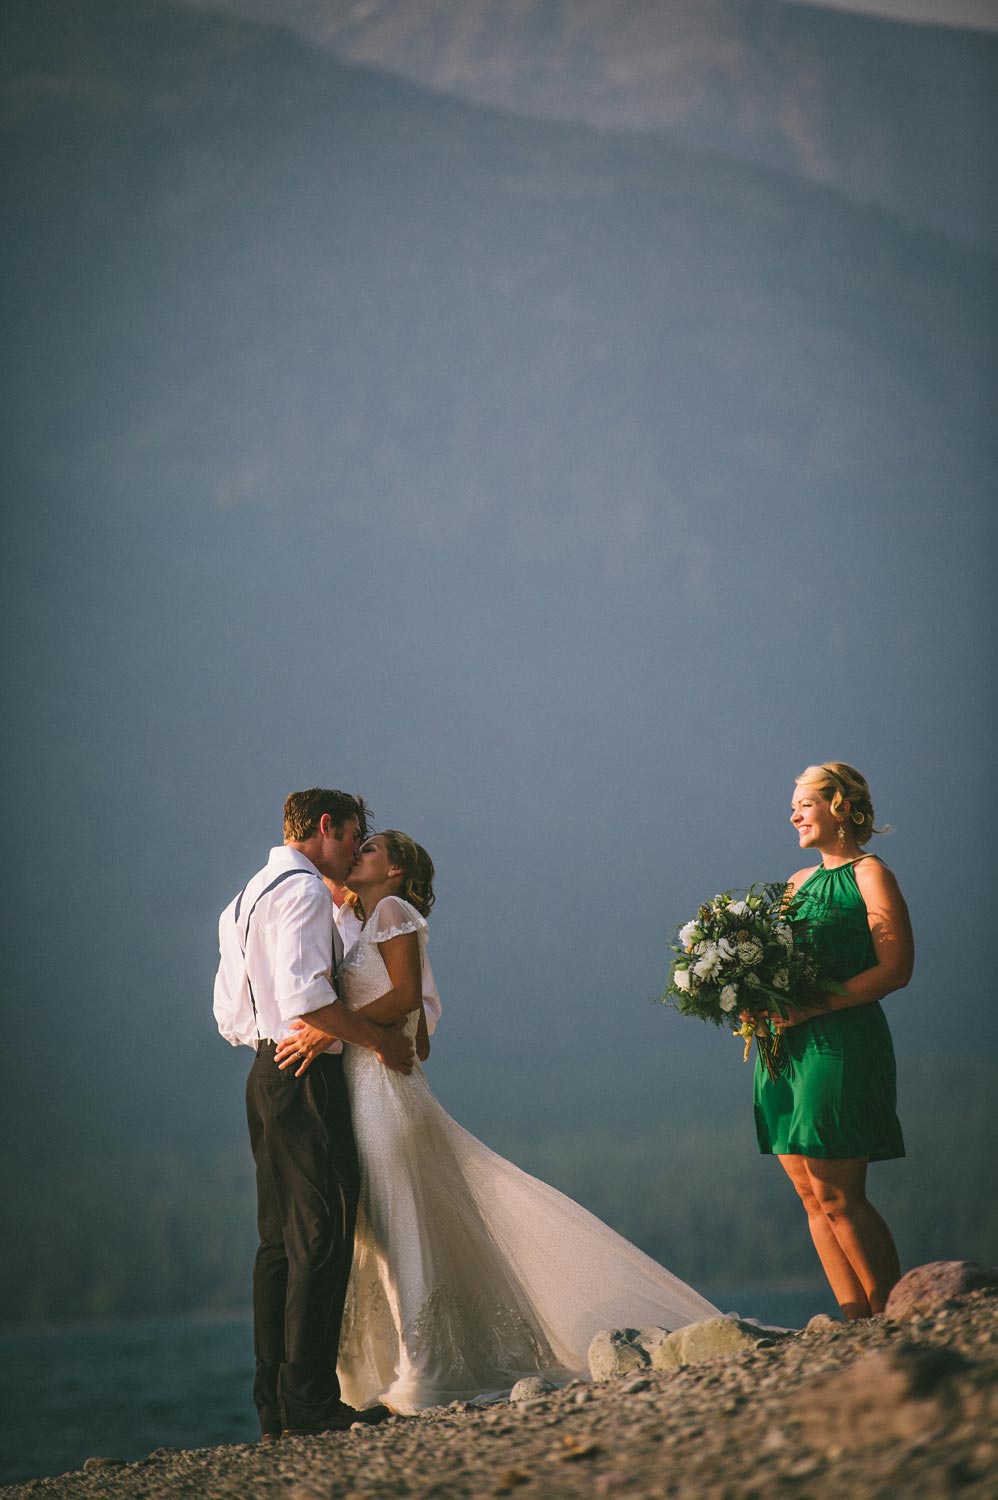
[336,896,720,1412]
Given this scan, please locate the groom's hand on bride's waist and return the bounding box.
[372,1020,416,1076]
[275,1014,415,1077]
[276,1020,335,1076]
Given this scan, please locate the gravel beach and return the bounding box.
[6,1285,995,1500]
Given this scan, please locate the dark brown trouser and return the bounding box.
[246,1042,360,1434]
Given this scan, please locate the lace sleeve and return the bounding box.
[365,896,441,1033]
[366,895,427,945]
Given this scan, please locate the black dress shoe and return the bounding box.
[283,1401,391,1436]
[350,1402,391,1426]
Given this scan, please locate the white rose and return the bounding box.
[717,937,737,961]
[673,966,692,992]
[775,923,793,950]
[678,920,700,950]
[693,944,722,980]
[772,969,790,990]
[719,984,738,1012]
[727,899,750,917]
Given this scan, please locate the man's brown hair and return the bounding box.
[283,789,369,843]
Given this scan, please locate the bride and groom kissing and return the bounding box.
[214,787,718,1440]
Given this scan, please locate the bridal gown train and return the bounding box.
[336,896,720,1413]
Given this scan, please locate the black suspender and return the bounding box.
[234,869,317,1034]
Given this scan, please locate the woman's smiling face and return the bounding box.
[790,784,841,850]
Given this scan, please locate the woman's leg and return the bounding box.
[803,1156,901,1315]
[777,1154,870,1319]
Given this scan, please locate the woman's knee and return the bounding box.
[810,1178,866,1223]
[783,1171,821,1217]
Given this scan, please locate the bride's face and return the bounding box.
[350,835,400,888]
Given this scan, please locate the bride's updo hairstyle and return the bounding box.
[795,762,888,846]
[383,830,436,918]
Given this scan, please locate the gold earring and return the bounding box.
[838,823,846,846]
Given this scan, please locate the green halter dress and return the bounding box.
[753,858,905,1162]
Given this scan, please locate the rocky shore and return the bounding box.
[5,1264,995,1500]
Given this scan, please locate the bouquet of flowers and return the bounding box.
[661,882,831,1080]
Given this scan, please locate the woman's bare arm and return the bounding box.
[832,859,915,1004]
[777,860,914,1027]
[354,930,423,1026]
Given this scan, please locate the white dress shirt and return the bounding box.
[214,846,345,1051]
[333,896,364,954]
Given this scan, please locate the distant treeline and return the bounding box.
[5,1054,995,1324]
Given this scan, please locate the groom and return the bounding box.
[214,787,415,1438]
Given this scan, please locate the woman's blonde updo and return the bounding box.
[795,762,888,846]
[382,830,436,917]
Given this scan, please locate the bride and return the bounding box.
[276,831,719,1412]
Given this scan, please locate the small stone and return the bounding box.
[574,1388,594,1404]
[509,1376,556,1402]
[642,1327,683,1371]
[84,1457,126,1471]
[805,1313,839,1332]
[588,1327,650,1381]
[556,1435,602,1462]
[786,1456,824,1478]
[620,1376,652,1394]
[495,1468,530,1488]
[598,1471,639,1493]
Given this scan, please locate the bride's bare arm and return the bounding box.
[354,930,423,1026]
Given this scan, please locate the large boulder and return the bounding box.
[799,1344,969,1449]
[885,1261,998,1320]
[588,1317,769,1380]
[652,1317,768,1370]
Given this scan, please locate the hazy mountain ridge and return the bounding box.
[174,0,998,247]
[4,0,994,546]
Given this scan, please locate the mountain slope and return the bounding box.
[174,0,998,246]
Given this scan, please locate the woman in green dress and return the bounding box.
[753,762,914,1319]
